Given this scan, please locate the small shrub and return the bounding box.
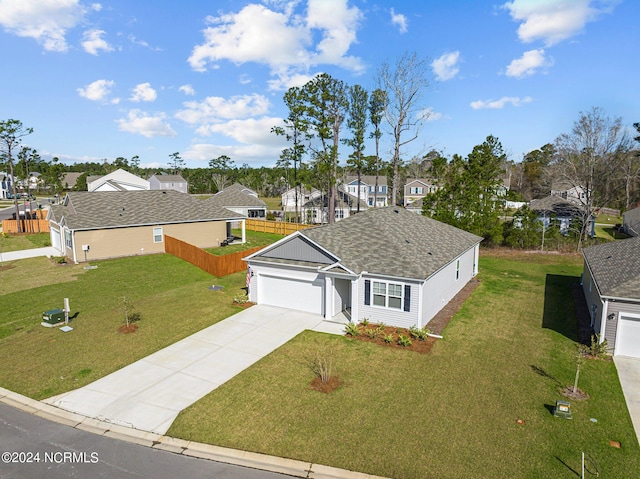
[377,322,386,333]
[409,325,428,341]
[361,317,369,326]
[383,333,394,344]
[344,321,360,337]
[307,343,333,383]
[582,335,609,358]
[54,256,67,264]
[397,334,412,347]
[233,293,249,304]
[365,328,379,339]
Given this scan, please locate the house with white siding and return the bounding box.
[582,237,640,357]
[245,206,482,329]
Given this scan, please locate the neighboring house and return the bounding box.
[551,182,587,203]
[207,183,267,219]
[343,176,388,207]
[61,172,84,190]
[149,173,188,194]
[529,195,595,237]
[47,190,245,263]
[623,206,640,237]
[403,178,438,207]
[301,188,367,224]
[88,169,150,192]
[405,197,425,214]
[1,172,12,199]
[282,186,321,213]
[582,237,640,357]
[245,206,482,328]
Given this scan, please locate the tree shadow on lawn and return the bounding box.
[542,274,581,342]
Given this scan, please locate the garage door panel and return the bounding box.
[259,275,323,315]
[617,315,640,358]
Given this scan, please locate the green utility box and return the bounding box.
[42,308,65,326]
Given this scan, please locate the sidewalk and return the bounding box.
[0,246,59,262]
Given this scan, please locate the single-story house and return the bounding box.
[582,237,640,357]
[301,188,368,224]
[149,173,188,194]
[623,206,640,237]
[48,190,245,263]
[529,195,595,237]
[208,183,267,219]
[61,172,85,190]
[88,168,150,192]
[245,206,482,328]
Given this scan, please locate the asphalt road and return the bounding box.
[0,403,291,479]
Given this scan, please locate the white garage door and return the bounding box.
[617,315,640,358]
[259,275,324,315]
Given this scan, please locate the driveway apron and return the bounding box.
[614,357,640,445]
[44,305,344,434]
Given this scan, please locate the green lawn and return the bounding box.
[261,196,281,210]
[205,229,284,255]
[0,232,51,252]
[168,253,639,478]
[0,253,248,400]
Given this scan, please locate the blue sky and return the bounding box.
[0,0,637,169]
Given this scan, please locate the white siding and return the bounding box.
[421,246,477,327]
[357,277,420,329]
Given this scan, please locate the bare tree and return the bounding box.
[369,89,387,207]
[0,119,33,233]
[553,107,630,249]
[376,52,430,206]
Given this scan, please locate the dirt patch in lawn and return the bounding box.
[309,376,342,393]
[348,278,481,353]
[118,324,139,334]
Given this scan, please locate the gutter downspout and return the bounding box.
[600,299,608,344]
[71,229,78,264]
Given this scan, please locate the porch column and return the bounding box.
[241,219,246,243]
[324,276,332,319]
[350,278,359,323]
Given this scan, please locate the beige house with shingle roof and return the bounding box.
[582,237,640,357]
[245,206,481,328]
[47,190,244,263]
[623,206,640,237]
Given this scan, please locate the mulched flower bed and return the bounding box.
[309,376,342,393]
[118,324,138,334]
[346,278,481,354]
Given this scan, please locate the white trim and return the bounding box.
[615,312,640,357]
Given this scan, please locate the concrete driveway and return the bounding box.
[44,305,344,434]
[0,246,58,261]
[614,356,640,445]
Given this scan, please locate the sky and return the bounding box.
[0,0,638,170]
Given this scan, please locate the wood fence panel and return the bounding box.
[1,219,50,234]
[245,219,311,235]
[164,235,263,277]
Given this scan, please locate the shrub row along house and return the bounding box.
[245,206,482,329]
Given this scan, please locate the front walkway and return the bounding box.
[44,305,344,435]
[0,246,58,261]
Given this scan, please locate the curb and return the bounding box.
[0,387,388,479]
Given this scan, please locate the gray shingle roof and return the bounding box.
[151,174,186,183]
[344,175,387,186]
[529,195,584,216]
[583,237,640,300]
[49,190,243,230]
[207,187,266,208]
[301,206,482,279]
[624,206,640,236]
[303,189,367,209]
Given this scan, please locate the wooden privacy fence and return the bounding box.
[164,235,263,277]
[2,219,50,234]
[245,218,311,235]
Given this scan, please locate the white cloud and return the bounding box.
[81,29,113,55]
[91,3,102,12]
[423,107,443,122]
[505,49,553,78]
[188,0,364,89]
[503,0,620,46]
[179,84,195,96]
[77,79,115,102]
[182,141,283,166]
[390,8,407,33]
[196,117,286,145]
[176,94,271,124]
[431,51,461,81]
[116,110,176,138]
[470,96,533,110]
[130,82,157,102]
[0,0,87,51]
